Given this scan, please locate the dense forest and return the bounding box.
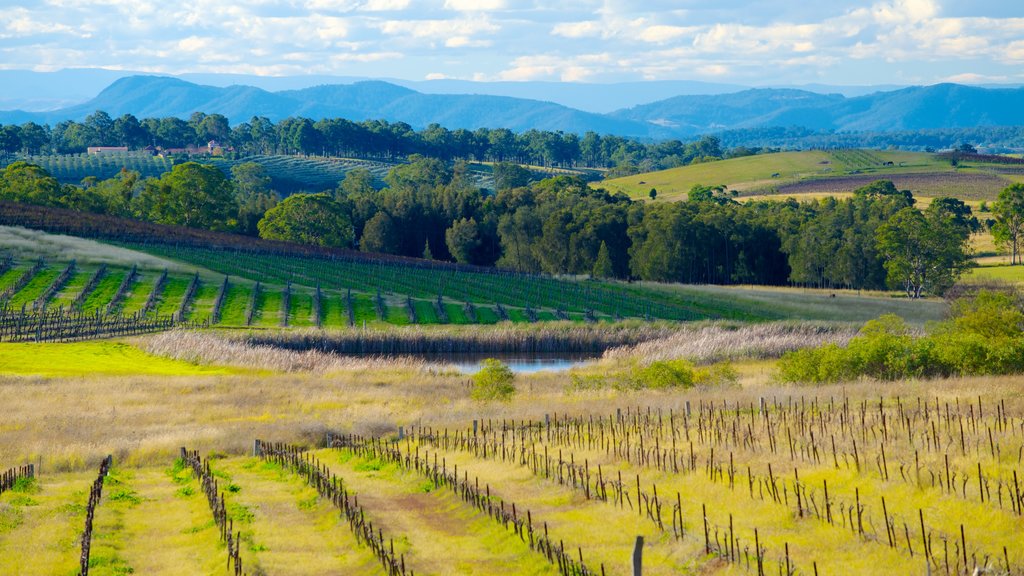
[3,155,1002,298]
[0,111,737,174]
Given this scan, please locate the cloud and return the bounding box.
[444,0,506,10]
[0,0,1023,86]
[551,21,603,39]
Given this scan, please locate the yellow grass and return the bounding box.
[213,457,379,575]
[0,341,237,377]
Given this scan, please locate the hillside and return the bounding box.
[601,149,1022,202]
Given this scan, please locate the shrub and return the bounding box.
[471,359,516,401]
[632,359,696,389]
[778,291,1024,383]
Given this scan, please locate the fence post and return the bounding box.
[253,439,261,457]
[632,535,643,576]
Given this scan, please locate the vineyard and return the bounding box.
[2,391,1022,575]
[761,171,1012,201]
[0,248,710,342]
[13,152,176,182]
[4,153,509,192]
[0,202,713,341]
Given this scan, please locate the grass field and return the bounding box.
[601,150,1015,203]
[0,341,234,377]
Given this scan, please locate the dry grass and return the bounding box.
[0,225,189,272]
[602,322,858,364]
[233,322,675,356]
[141,330,440,373]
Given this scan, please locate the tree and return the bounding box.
[232,162,278,235]
[492,162,531,191]
[360,212,399,253]
[0,162,62,206]
[446,217,481,264]
[992,183,1024,265]
[338,168,376,197]
[257,193,353,248]
[875,207,973,298]
[648,188,657,200]
[592,241,614,279]
[471,359,515,401]
[423,239,434,260]
[135,162,237,230]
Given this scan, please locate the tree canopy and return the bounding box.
[257,193,353,248]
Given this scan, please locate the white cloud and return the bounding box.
[638,25,697,43]
[551,21,603,39]
[1,0,1024,86]
[444,0,506,11]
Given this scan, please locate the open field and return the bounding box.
[601,150,1017,203]
[2,335,1023,575]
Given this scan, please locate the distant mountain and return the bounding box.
[0,76,658,137]
[612,84,1024,134]
[1,75,1023,141]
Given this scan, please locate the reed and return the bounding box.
[603,322,859,365]
[232,322,677,356]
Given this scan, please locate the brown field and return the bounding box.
[753,171,1011,201]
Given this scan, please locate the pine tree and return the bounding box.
[592,241,614,279]
[423,238,434,260]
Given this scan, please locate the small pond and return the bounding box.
[416,353,600,374]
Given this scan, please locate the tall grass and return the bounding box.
[142,330,431,372]
[231,322,677,356]
[603,322,859,365]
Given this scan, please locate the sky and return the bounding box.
[1,0,1022,86]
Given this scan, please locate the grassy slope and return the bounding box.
[7,267,57,309]
[636,282,947,325]
[601,150,1011,202]
[601,150,836,200]
[119,272,157,316]
[48,266,92,310]
[0,342,234,377]
[81,270,126,314]
[218,283,250,326]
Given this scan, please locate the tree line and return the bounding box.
[3,156,1012,298]
[0,110,739,173]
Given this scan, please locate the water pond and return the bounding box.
[417,353,600,374]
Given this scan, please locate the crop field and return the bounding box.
[2,153,509,193]
[600,150,1014,203]
[11,152,176,182]
[766,171,1011,201]
[2,364,1022,576]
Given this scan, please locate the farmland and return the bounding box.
[2,347,1023,575]
[2,152,539,193]
[601,149,1018,203]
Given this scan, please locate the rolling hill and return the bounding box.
[600,149,1021,202]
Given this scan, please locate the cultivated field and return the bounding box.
[2,334,1023,575]
[600,150,1017,203]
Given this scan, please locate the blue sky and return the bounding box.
[1,0,1022,85]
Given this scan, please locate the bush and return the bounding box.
[778,291,1024,383]
[630,359,695,389]
[471,359,516,401]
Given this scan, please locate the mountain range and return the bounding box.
[1,74,1023,140]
